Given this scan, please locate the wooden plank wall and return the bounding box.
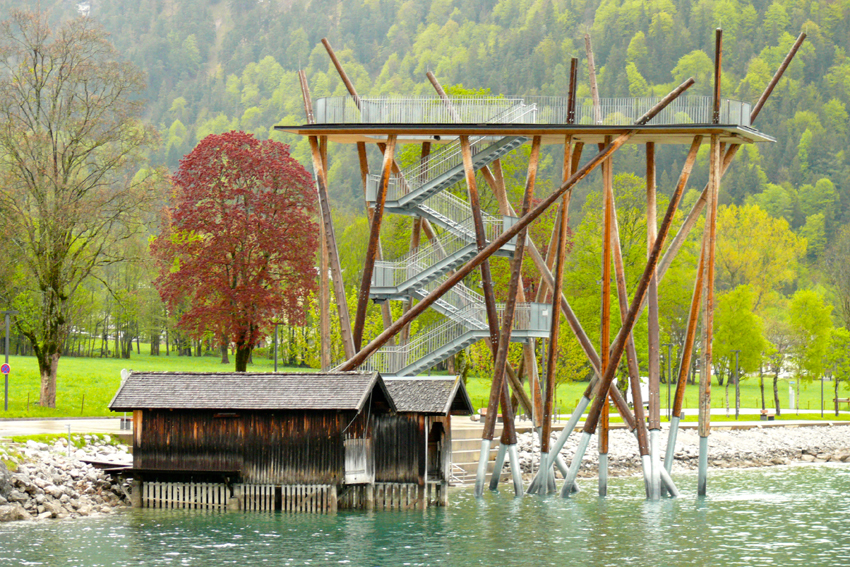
[134,410,349,484]
[373,413,423,484]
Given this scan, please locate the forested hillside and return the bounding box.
[1,0,848,395]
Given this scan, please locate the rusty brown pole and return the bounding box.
[598,134,613,497]
[300,71,356,360]
[585,33,602,124]
[353,135,397,350]
[356,142,396,341]
[322,38,361,110]
[713,29,723,124]
[560,107,699,495]
[646,140,663,499]
[399,143,428,347]
[340,78,694,372]
[426,73,538,427]
[465,133,518,496]
[484,160,542,425]
[487,136,541,496]
[697,27,725,496]
[698,133,721,496]
[658,32,806,281]
[609,183,651,493]
[319,223,331,371]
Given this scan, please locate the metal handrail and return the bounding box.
[311,95,751,127]
[372,104,535,202]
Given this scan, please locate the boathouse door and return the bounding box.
[344,412,375,485]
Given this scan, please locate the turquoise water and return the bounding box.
[2,464,850,566]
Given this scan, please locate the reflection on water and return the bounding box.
[2,464,850,566]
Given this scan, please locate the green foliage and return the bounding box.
[712,285,767,377]
[788,289,833,382]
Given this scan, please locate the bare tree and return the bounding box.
[0,10,158,407]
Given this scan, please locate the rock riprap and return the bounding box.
[506,425,850,478]
[0,435,131,522]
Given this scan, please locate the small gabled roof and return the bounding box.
[108,371,395,412]
[383,377,474,415]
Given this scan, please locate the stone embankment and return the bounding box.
[0,435,131,522]
[511,425,850,478]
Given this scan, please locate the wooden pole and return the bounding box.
[299,70,355,359]
[461,133,515,444]
[585,33,602,124]
[658,32,806,281]
[698,133,721,495]
[646,142,661,431]
[580,121,700,436]
[319,221,331,371]
[339,78,694,371]
[542,135,573,456]
[485,160,542,426]
[357,142,396,340]
[489,136,541,494]
[713,29,723,124]
[353,134,397,350]
[598,134,613,496]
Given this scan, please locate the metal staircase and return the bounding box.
[359,102,550,377]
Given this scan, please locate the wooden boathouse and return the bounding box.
[373,377,474,508]
[109,371,472,511]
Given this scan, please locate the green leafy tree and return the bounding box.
[712,285,766,412]
[0,10,158,407]
[788,289,833,409]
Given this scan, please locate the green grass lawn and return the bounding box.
[2,351,847,421]
[0,351,308,419]
[463,374,850,422]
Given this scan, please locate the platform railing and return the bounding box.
[312,95,751,127]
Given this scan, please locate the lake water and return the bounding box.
[2,464,849,566]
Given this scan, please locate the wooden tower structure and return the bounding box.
[276,30,806,499]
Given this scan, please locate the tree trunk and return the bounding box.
[235,344,252,371]
[836,377,840,417]
[150,333,160,356]
[773,370,781,416]
[37,352,60,408]
[220,338,229,364]
[759,364,766,410]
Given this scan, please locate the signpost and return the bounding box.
[2,310,18,411]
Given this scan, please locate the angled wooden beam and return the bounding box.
[356,141,396,343]
[658,32,807,281]
[353,138,396,350]
[460,134,514,445]
[488,136,541,494]
[581,126,700,436]
[339,78,695,371]
[300,71,355,360]
[353,135,397,350]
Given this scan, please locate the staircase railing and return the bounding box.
[372,105,536,202]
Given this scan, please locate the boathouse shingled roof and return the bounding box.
[108,371,395,412]
[383,377,474,415]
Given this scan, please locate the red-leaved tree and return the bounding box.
[151,131,318,371]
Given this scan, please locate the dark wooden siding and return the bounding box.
[373,414,424,484]
[135,409,350,484]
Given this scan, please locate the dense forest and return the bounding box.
[0,0,848,396]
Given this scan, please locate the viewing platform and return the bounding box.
[275,95,773,146]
